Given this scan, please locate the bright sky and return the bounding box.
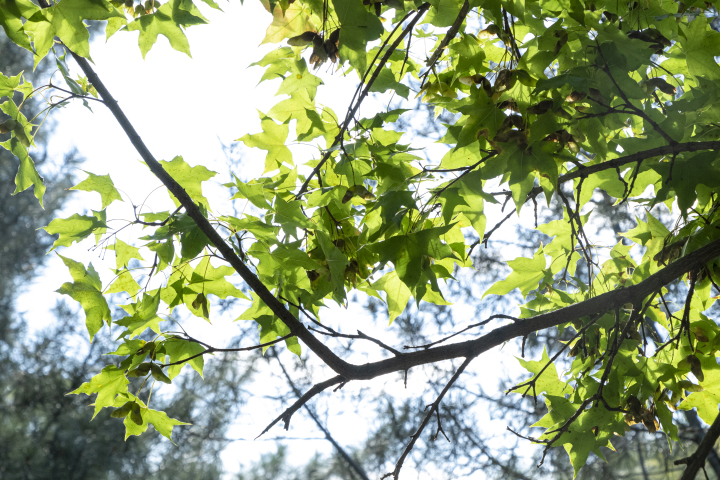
[14,2,553,477]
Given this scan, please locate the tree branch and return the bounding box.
[403,314,520,350]
[271,352,370,480]
[520,140,720,206]
[294,2,431,199]
[422,0,470,77]
[559,141,720,184]
[158,333,295,368]
[256,375,345,438]
[384,355,475,479]
[677,413,720,480]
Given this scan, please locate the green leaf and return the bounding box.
[42,213,107,251]
[164,337,206,379]
[126,0,208,58]
[316,230,349,303]
[237,291,275,321]
[92,208,107,244]
[437,169,488,238]
[334,0,383,74]
[370,225,455,292]
[0,70,34,98]
[537,210,589,275]
[684,16,720,80]
[123,406,190,441]
[272,195,314,235]
[246,242,315,293]
[0,0,40,51]
[653,152,720,213]
[256,314,298,354]
[276,57,323,101]
[223,215,280,244]
[260,0,315,45]
[620,213,670,247]
[534,74,592,94]
[368,67,409,99]
[70,170,123,209]
[159,156,216,209]
[108,239,144,270]
[0,137,45,206]
[68,365,128,419]
[147,239,175,271]
[23,0,124,63]
[679,353,720,424]
[161,261,209,319]
[229,176,271,209]
[56,255,111,341]
[372,270,410,324]
[424,0,465,28]
[105,15,126,39]
[484,246,546,297]
[115,291,163,339]
[237,113,293,173]
[105,269,141,298]
[179,224,210,260]
[1,99,33,148]
[236,292,300,355]
[150,364,172,384]
[504,144,558,214]
[186,256,249,300]
[562,429,601,478]
[516,347,570,397]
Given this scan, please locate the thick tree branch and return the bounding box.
[559,141,720,184]
[683,410,720,478]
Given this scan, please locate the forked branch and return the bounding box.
[383,355,475,480]
[257,374,345,438]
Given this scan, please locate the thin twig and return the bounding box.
[295,3,431,199]
[271,353,370,480]
[159,333,295,367]
[309,326,403,356]
[422,0,471,86]
[256,375,345,438]
[404,314,520,350]
[383,355,475,479]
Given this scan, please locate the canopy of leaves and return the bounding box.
[3,0,720,476]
